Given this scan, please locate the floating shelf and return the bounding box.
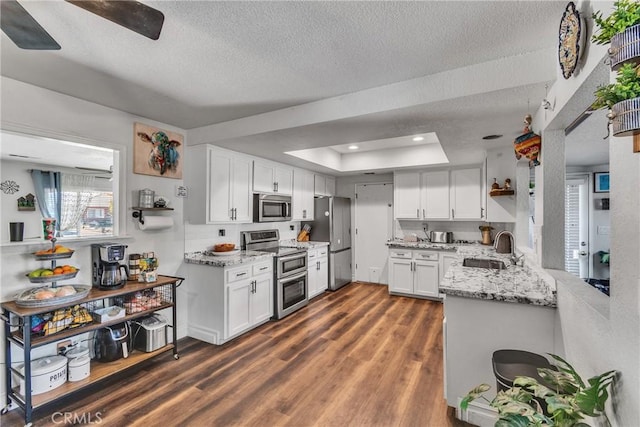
[489,189,515,197]
[131,207,174,225]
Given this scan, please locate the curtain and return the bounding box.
[31,170,62,230]
[60,174,97,231]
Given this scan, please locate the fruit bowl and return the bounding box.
[15,285,91,308]
[26,269,79,283]
[33,250,75,260]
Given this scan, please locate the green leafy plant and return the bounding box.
[460,354,616,427]
[592,0,640,45]
[593,63,640,110]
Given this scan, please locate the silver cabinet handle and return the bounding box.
[423,209,425,219]
[259,266,268,271]
[236,272,247,277]
[317,261,320,270]
[417,209,419,218]
[230,208,234,220]
[234,207,237,220]
[451,209,455,219]
[481,207,485,218]
[303,209,306,219]
[276,182,279,192]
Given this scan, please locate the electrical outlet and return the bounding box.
[218,229,225,237]
[57,340,71,354]
[290,225,295,231]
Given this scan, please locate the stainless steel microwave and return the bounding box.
[253,194,292,222]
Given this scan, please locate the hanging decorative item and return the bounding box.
[1,180,20,194]
[17,193,36,211]
[133,122,183,179]
[514,114,542,167]
[558,2,584,79]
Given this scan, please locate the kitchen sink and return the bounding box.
[462,258,507,270]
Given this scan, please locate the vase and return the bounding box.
[610,24,640,70]
[611,97,640,137]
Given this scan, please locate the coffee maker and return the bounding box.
[91,243,129,290]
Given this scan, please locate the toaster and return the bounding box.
[430,231,453,243]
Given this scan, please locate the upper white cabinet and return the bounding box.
[422,170,450,220]
[394,167,484,221]
[292,168,315,221]
[485,147,516,222]
[314,174,336,197]
[450,167,484,220]
[185,145,253,224]
[253,160,293,195]
[394,172,421,219]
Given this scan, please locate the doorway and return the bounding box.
[354,183,393,284]
[565,175,589,278]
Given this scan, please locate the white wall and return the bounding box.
[0,77,188,404]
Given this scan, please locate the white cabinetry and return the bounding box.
[394,172,421,219]
[253,160,293,195]
[307,246,329,299]
[314,174,336,196]
[450,167,484,220]
[292,168,315,220]
[187,259,273,345]
[388,249,440,299]
[422,170,450,219]
[185,145,252,224]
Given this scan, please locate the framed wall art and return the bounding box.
[134,122,183,179]
[594,172,610,193]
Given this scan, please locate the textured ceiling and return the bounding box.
[0,1,609,173]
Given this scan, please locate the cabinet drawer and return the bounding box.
[226,266,251,283]
[252,261,273,276]
[317,247,328,257]
[389,249,412,259]
[415,251,438,261]
[307,249,317,259]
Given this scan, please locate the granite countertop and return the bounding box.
[184,250,274,267]
[279,239,330,249]
[386,240,474,251]
[439,246,557,307]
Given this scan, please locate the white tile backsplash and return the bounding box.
[185,221,300,252]
[395,220,514,242]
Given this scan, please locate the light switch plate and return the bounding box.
[176,185,188,198]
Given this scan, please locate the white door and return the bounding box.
[422,170,450,219]
[209,150,232,223]
[389,258,413,294]
[355,183,393,283]
[226,280,252,337]
[565,176,590,278]
[252,275,273,324]
[231,155,253,222]
[451,168,482,220]
[393,172,420,219]
[414,260,439,297]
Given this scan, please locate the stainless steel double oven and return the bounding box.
[242,230,308,319]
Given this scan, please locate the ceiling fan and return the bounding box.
[0,0,164,50]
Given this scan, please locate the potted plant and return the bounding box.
[593,62,640,136]
[592,0,640,70]
[460,354,616,427]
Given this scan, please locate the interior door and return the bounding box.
[354,183,393,283]
[565,176,590,278]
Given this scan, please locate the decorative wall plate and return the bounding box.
[558,2,582,79]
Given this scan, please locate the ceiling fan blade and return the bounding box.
[0,0,61,50]
[66,0,164,40]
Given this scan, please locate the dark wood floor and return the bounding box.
[3,282,469,427]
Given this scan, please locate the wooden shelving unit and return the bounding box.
[489,189,515,197]
[1,275,183,426]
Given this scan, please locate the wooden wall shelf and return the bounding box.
[489,189,515,197]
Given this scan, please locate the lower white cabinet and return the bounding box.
[307,246,329,298]
[187,259,273,345]
[388,249,440,299]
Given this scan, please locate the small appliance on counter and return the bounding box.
[479,226,494,245]
[430,231,453,243]
[131,314,168,352]
[91,243,130,290]
[94,323,130,362]
[17,355,68,395]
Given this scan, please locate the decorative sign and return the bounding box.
[134,122,183,179]
[1,180,19,194]
[558,2,582,79]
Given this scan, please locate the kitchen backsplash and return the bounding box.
[184,221,300,252]
[395,220,514,242]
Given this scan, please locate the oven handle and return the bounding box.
[278,271,307,284]
[278,253,306,263]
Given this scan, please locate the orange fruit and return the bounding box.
[53,267,64,275]
[62,265,72,272]
[68,267,77,273]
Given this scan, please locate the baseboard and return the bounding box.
[187,325,221,345]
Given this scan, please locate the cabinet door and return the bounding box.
[209,150,232,223]
[394,172,420,219]
[317,255,329,293]
[251,274,273,324]
[389,258,413,294]
[414,259,439,297]
[450,168,482,220]
[325,176,336,196]
[303,171,315,219]
[440,253,457,283]
[307,265,318,298]
[232,155,253,223]
[226,279,252,338]
[422,171,450,219]
[253,161,275,193]
[314,174,326,196]
[274,166,293,195]
[292,169,314,220]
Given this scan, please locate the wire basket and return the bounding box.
[112,284,173,315]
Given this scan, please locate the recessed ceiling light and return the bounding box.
[482,134,503,140]
[412,136,424,142]
[348,145,359,150]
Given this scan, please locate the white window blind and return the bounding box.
[565,183,580,276]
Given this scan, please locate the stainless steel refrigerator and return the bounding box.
[302,196,352,290]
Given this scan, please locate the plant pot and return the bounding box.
[610,24,640,70]
[611,96,640,136]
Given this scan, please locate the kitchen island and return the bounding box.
[439,246,559,423]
